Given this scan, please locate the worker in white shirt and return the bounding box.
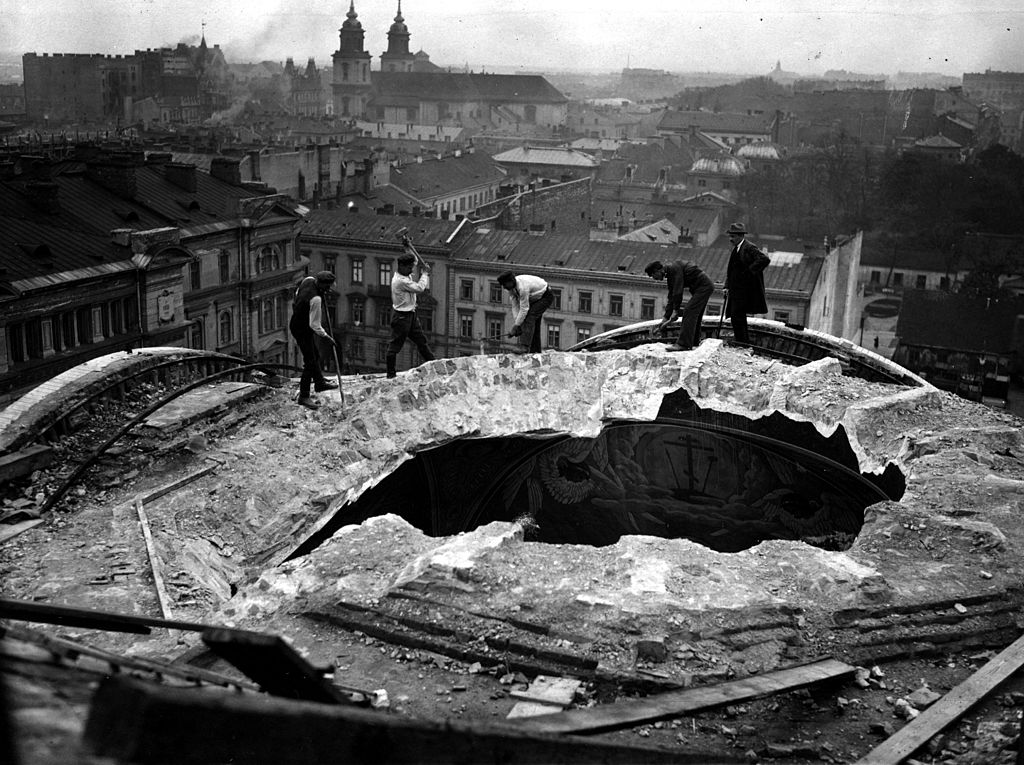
[497,270,553,353]
[386,252,435,378]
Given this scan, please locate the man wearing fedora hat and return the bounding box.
[724,222,771,344]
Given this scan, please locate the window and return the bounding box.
[377,306,392,327]
[487,317,504,339]
[376,341,387,363]
[350,337,365,359]
[550,288,562,310]
[609,294,623,317]
[418,309,433,334]
[869,270,881,284]
[488,281,503,303]
[460,279,475,300]
[350,299,365,325]
[76,307,93,344]
[940,276,950,290]
[459,313,474,338]
[707,303,722,317]
[219,252,230,283]
[640,297,656,320]
[915,274,927,289]
[190,320,204,349]
[546,323,561,349]
[378,262,392,286]
[7,323,26,363]
[189,259,201,290]
[576,326,591,344]
[351,258,364,284]
[257,246,280,274]
[218,310,233,345]
[773,310,791,323]
[578,291,592,313]
[260,295,283,333]
[892,272,904,287]
[323,254,337,276]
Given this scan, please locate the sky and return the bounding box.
[2,0,1022,77]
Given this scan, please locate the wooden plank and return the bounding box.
[520,658,855,735]
[84,674,709,765]
[0,518,43,544]
[0,597,217,635]
[140,465,215,504]
[134,497,173,620]
[855,631,1024,765]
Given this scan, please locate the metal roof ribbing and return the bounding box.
[455,229,823,294]
[0,216,128,282]
[390,154,505,198]
[492,146,599,167]
[301,211,466,250]
[133,165,254,225]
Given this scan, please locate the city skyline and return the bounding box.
[3,0,1022,79]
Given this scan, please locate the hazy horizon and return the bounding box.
[3,0,1021,79]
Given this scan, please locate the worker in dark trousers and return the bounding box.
[386,252,434,378]
[644,260,714,350]
[289,271,338,409]
[498,270,553,353]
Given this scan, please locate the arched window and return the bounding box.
[218,310,233,345]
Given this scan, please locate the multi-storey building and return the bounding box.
[0,147,306,401]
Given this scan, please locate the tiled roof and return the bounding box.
[371,71,566,105]
[454,228,823,294]
[658,110,774,134]
[389,153,506,200]
[897,289,1024,353]
[492,146,599,168]
[300,210,467,251]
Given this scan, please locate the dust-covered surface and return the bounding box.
[4,341,1024,764]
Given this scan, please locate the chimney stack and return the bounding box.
[86,153,138,200]
[210,156,242,186]
[164,162,198,193]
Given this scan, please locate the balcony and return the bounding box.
[366,284,391,299]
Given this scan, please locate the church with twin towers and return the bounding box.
[330,1,568,133]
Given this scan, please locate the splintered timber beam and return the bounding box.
[520,658,856,735]
[84,675,730,765]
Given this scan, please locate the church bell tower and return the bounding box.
[331,1,373,118]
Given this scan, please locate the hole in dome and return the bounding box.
[289,391,904,560]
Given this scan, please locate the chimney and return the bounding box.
[24,181,60,214]
[146,152,172,166]
[210,156,242,186]
[247,150,262,181]
[86,154,137,200]
[164,162,197,192]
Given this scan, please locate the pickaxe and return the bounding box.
[395,226,429,270]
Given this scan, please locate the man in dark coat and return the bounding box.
[644,260,714,350]
[724,222,771,344]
